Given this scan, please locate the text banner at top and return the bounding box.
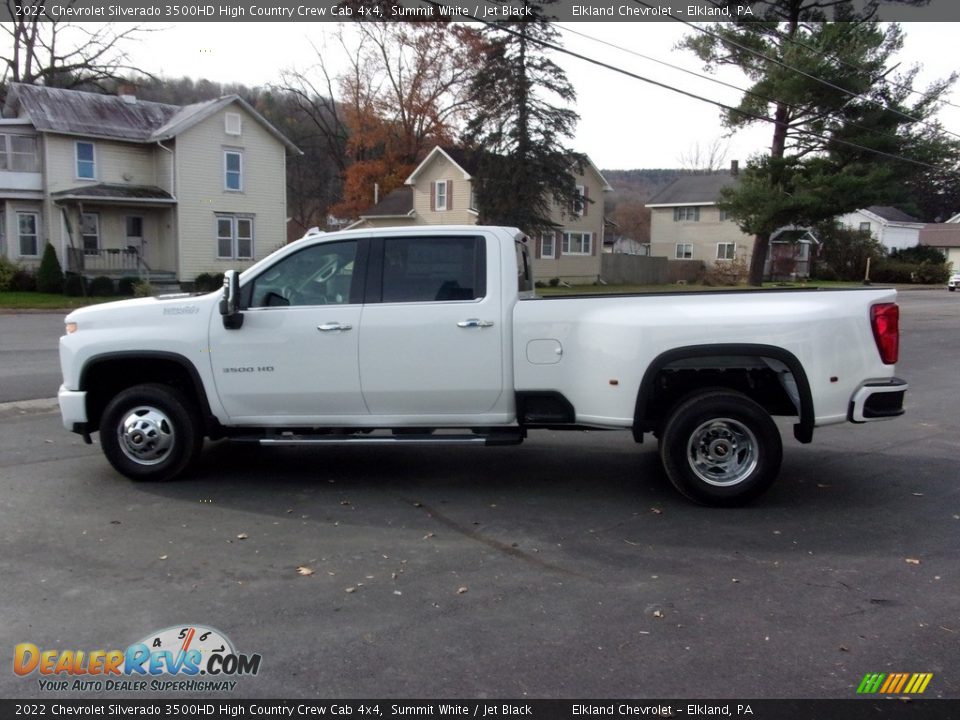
[2,0,958,23]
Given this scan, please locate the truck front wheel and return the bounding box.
[99,384,202,481]
[660,390,782,506]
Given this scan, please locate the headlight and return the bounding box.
[65,322,78,335]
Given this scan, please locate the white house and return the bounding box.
[837,206,924,253]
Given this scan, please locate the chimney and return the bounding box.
[117,82,137,104]
[730,160,739,177]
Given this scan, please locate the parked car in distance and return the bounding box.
[948,272,960,291]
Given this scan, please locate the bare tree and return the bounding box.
[677,138,729,174]
[280,23,479,219]
[1,1,155,93]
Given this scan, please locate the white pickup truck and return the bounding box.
[58,225,906,505]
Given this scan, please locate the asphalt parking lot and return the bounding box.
[0,291,957,700]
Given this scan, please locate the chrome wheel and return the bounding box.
[117,405,175,466]
[687,417,758,487]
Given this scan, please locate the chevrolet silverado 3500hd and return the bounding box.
[58,226,907,505]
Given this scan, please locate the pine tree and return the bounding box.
[682,0,958,284]
[36,243,64,294]
[462,0,585,232]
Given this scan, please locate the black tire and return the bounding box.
[659,390,782,506]
[950,287,956,292]
[99,383,203,481]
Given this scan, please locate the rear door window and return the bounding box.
[379,236,485,303]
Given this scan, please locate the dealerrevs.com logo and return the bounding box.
[14,625,261,692]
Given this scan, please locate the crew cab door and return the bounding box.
[209,239,368,422]
[358,234,504,416]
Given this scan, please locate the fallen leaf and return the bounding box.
[393,590,402,596]
[345,587,356,593]
[110,520,121,525]
[236,533,248,540]
[905,558,922,565]
[423,532,435,540]
[653,609,664,618]
[413,502,423,507]
[839,645,849,652]
[159,555,168,560]
[340,500,351,506]
[286,509,293,514]
[731,578,740,583]
[912,493,924,497]
[456,586,468,595]
[817,483,831,488]
[650,507,663,515]
[296,566,315,576]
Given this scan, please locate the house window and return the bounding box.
[0,135,39,171]
[435,180,448,211]
[859,222,870,232]
[225,112,242,136]
[562,231,592,256]
[540,231,556,259]
[798,243,810,261]
[81,213,100,255]
[224,150,243,191]
[574,185,586,216]
[718,209,729,222]
[717,242,736,260]
[676,243,693,259]
[216,215,254,260]
[76,142,96,179]
[17,212,38,256]
[673,206,700,222]
[469,186,477,211]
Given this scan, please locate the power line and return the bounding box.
[556,23,923,159]
[457,1,938,169]
[762,19,960,112]
[632,0,960,142]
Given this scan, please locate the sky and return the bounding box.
[105,21,960,170]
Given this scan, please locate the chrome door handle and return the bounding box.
[457,319,494,328]
[317,322,352,332]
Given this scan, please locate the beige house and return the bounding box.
[647,169,816,280]
[0,83,299,286]
[647,171,752,267]
[350,146,612,283]
[919,224,960,270]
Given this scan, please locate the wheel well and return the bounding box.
[81,354,215,435]
[634,346,815,443]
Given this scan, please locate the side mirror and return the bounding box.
[219,270,244,329]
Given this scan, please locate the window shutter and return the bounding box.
[591,232,597,256]
[447,180,453,210]
[535,235,542,259]
[583,186,589,217]
[430,182,436,212]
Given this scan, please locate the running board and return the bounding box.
[254,432,524,447]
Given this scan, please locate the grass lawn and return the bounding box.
[0,292,120,310]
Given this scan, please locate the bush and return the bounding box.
[890,246,947,264]
[811,262,839,281]
[88,275,115,296]
[0,256,15,291]
[194,272,225,292]
[10,268,37,292]
[63,273,87,297]
[133,281,153,298]
[36,243,64,294]
[117,276,138,296]
[703,257,748,286]
[871,259,951,284]
[548,277,560,287]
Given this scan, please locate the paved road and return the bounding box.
[0,291,957,701]
[0,313,65,402]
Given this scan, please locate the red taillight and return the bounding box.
[871,303,899,364]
